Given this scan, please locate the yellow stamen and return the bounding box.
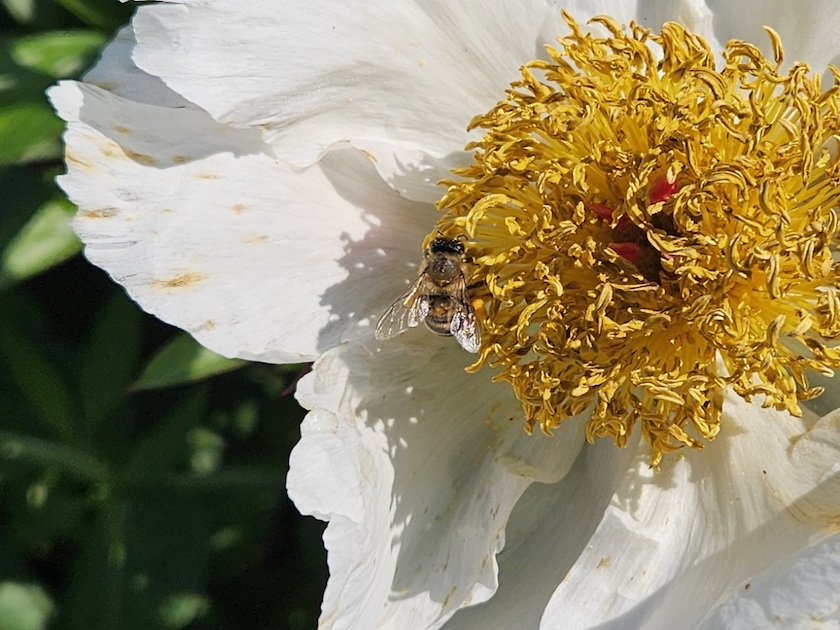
[432,13,840,464]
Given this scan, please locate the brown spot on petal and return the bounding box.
[231,203,248,214]
[194,172,223,180]
[360,148,378,163]
[596,556,612,569]
[124,148,158,166]
[79,208,118,219]
[201,320,216,330]
[243,235,269,244]
[150,272,206,289]
[113,125,130,134]
[171,155,190,164]
[442,586,457,608]
[95,136,124,159]
[66,151,96,173]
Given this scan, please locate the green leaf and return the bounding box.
[0,195,81,290]
[158,593,210,630]
[63,496,212,630]
[77,292,142,431]
[0,44,48,106]
[0,29,101,117]
[0,524,27,582]
[9,30,106,78]
[50,0,133,31]
[186,427,224,475]
[122,495,213,630]
[0,312,77,440]
[0,103,63,165]
[132,334,246,391]
[157,465,285,493]
[0,582,54,630]
[0,431,110,482]
[121,387,207,485]
[62,500,128,630]
[0,167,54,250]
[8,488,90,547]
[0,0,70,27]
[1,0,37,23]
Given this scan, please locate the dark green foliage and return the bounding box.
[0,3,327,628]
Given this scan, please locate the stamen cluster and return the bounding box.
[435,13,840,463]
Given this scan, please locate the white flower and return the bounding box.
[50,1,840,629]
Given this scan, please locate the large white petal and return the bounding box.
[129,0,563,199]
[287,338,587,630]
[442,438,638,630]
[535,393,840,629]
[129,0,688,201]
[50,79,435,362]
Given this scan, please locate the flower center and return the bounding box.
[431,13,840,464]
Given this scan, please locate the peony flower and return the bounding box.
[50,0,840,628]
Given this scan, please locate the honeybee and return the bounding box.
[375,236,481,353]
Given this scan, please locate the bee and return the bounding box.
[375,236,481,353]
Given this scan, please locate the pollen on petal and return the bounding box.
[433,13,840,463]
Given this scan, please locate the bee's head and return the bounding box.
[429,236,465,255]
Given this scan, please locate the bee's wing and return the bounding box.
[375,279,430,340]
[449,277,481,353]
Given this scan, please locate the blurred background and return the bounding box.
[0,1,327,628]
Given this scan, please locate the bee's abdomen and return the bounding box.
[424,295,455,336]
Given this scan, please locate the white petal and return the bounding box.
[536,392,840,630]
[706,0,840,70]
[442,439,638,630]
[50,80,435,362]
[82,25,190,108]
[129,0,590,200]
[698,531,840,630]
[287,339,586,630]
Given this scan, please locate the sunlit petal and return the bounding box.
[50,80,434,362]
[289,338,586,628]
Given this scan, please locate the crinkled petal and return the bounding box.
[535,393,840,629]
[442,439,637,630]
[287,338,586,630]
[50,78,434,362]
[445,395,840,630]
[129,0,673,201]
[82,25,190,108]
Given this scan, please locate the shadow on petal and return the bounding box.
[292,336,587,628]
